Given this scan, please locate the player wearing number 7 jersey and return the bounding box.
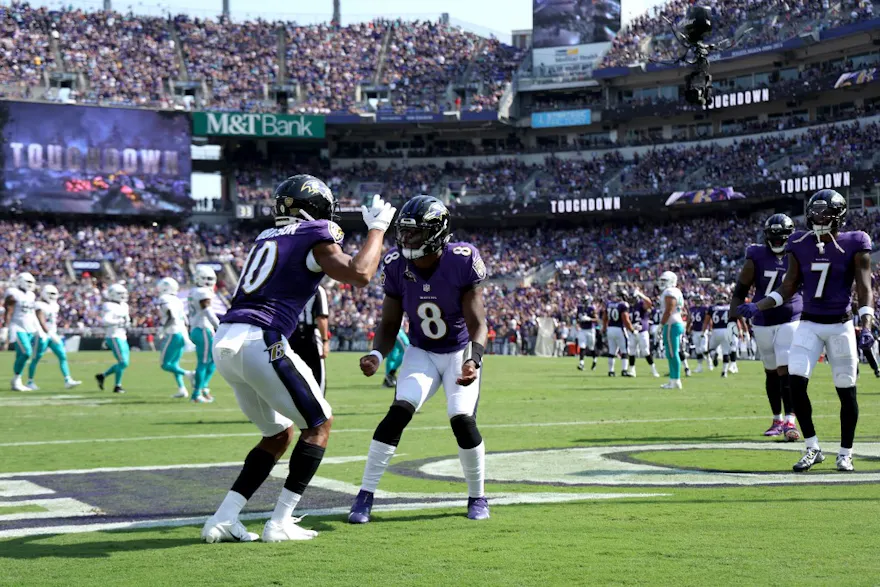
[739,190,874,473]
[730,214,802,441]
[350,195,491,523]
[201,175,396,544]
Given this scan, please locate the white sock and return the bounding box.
[270,487,302,524]
[215,490,247,521]
[784,414,796,424]
[12,375,21,383]
[622,358,629,371]
[805,435,820,450]
[608,357,615,372]
[839,447,852,458]
[722,363,729,374]
[361,440,397,493]
[458,442,486,498]
[774,413,784,422]
[578,359,584,366]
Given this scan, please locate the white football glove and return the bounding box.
[0,327,7,344]
[361,194,396,232]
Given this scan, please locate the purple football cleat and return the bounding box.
[348,490,374,524]
[467,497,490,520]
[782,421,800,442]
[763,420,784,437]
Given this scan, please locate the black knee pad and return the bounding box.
[373,402,415,446]
[450,414,482,450]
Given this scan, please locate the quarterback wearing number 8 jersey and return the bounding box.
[350,195,491,524]
[740,190,874,473]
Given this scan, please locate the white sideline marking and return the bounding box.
[0,498,99,522]
[0,480,55,497]
[0,492,669,539]
[0,413,871,449]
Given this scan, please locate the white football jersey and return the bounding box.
[35,300,60,337]
[660,287,685,325]
[102,301,130,339]
[158,293,188,335]
[5,287,40,334]
[187,287,215,332]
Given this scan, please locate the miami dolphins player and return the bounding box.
[26,284,82,390]
[188,266,220,403]
[95,283,131,394]
[156,277,194,399]
[658,271,685,389]
[350,195,490,523]
[383,325,410,388]
[2,272,40,391]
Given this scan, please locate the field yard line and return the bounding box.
[0,412,870,449]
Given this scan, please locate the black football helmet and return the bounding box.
[395,195,451,260]
[806,189,847,236]
[272,174,338,226]
[763,213,795,254]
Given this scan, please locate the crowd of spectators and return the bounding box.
[0,3,54,87]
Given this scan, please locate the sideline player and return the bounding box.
[201,176,395,543]
[576,295,598,371]
[730,214,801,440]
[188,266,220,403]
[658,271,686,389]
[27,285,82,390]
[627,289,659,377]
[383,326,410,388]
[349,195,490,523]
[604,290,634,377]
[95,283,131,394]
[2,272,40,391]
[156,277,194,399]
[687,295,711,373]
[739,190,873,471]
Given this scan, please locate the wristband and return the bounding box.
[858,306,875,318]
[463,341,485,368]
[369,350,384,363]
[768,292,784,308]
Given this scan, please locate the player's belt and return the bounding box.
[802,312,852,324]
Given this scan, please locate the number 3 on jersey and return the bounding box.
[236,241,278,295]
[417,302,447,339]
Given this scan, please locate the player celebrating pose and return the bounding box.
[627,289,659,378]
[687,295,711,373]
[349,195,490,523]
[604,289,634,377]
[2,272,40,391]
[658,271,686,389]
[730,214,801,440]
[383,326,410,388]
[201,176,395,543]
[156,277,194,399]
[188,266,220,403]
[576,295,598,371]
[95,283,131,394]
[27,285,81,390]
[739,190,873,471]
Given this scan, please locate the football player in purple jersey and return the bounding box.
[200,175,396,543]
[603,288,635,377]
[626,289,660,378]
[731,214,802,440]
[687,295,711,373]
[349,196,491,523]
[576,295,599,371]
[740,190,874,472]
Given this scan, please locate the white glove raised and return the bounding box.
[361,194,396,232]
[0,327,7,344]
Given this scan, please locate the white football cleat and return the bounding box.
[171,389,188,399]
[64,379,82,389]
[26,380,39,391]
[695,366,703,374]
[836,454,854,472]
[660,380,683,389]
[201,517,259,543]
[11,378,29,392]
[262,518,318,542]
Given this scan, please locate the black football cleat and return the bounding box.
[113,386,126,394]
[95,373,105,391]
[874,370,880,378]
[591,360,597,371]
[621,371,632,377]
[608,371,616,377]
[793,448,824,472]
[577,363,585,371]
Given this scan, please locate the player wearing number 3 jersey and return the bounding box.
[349,195,491,523]
[202,175,396,544]
[739,190,874,473]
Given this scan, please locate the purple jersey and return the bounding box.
[222,220,344,339]
[708,304,730,329]
[746,244,803,327]
[786,230,872,318]
[382,242,487,353]
[606,301,629,328]
[577,305,597,329]
[689,306,708,332]
[631,300,650,331]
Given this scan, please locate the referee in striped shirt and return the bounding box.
[291,284,329,393]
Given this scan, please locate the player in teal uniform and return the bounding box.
[188,266,220,403]
[2,272,40,391]
[156,277,194,399]
[383,327,410,388]
[95,283,131,394]
[27,284,82,390]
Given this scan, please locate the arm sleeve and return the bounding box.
[205,307,220,329]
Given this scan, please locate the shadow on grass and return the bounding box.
[0,532,195,559]
[573,436,745,444]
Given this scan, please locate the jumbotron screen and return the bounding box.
[0,101,192,215]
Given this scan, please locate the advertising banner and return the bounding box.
[834,68,878,89]
[532,108,592,128]
[193,111,325,139]
[666,186,745,206]
[0,101,192,215]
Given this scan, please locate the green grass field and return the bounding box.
[2,351,880,587]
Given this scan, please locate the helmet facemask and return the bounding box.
[396,222,448,260]
[807,203,841,237]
